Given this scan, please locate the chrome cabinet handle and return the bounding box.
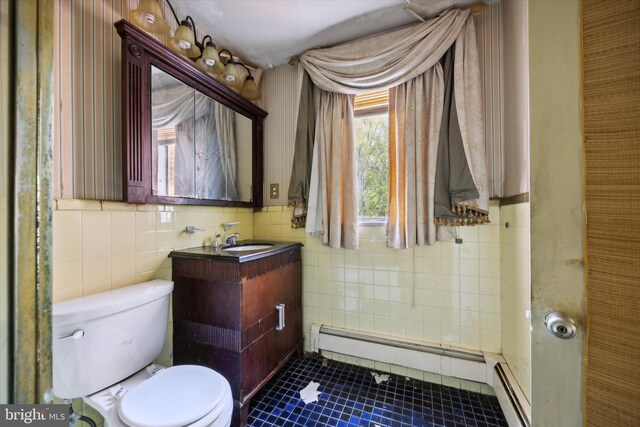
[276,304,285,331]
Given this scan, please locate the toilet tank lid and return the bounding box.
[53,280,173,327]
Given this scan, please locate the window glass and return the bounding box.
[355,114,388,219]
[354,89,389,221]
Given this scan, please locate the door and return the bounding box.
[529,0,585,426]
[529,0,640,426]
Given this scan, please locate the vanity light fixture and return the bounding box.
[238,63,261,101]
[129,0,169,35]
[241,74,260,100]
[168,16,201,58]
[220,49,242,88]
[162,1,225,74]
[128,0,260,98]
[161,0,207,59]
[196,36,225,75]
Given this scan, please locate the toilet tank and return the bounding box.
[52,280,174,399]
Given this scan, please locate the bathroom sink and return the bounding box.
[224,244,274,252]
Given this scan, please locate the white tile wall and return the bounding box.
[52,199,254,302]
[52,199,517,399]
[254,205,502,354]
[500,202,531,401]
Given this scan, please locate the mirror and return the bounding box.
[116,19,266,207]
[151,67,253,202]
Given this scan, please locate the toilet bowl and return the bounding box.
[51,280,233,427]
[85,365,233,427]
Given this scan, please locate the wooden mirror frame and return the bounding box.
[115,19,267,207]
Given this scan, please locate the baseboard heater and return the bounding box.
[311,323,531,427]
[493,363,531,427]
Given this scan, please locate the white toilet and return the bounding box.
[52,280,233,427]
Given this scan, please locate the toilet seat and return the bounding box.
[118,365,230,427]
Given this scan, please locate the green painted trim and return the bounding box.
[0,0,12,405]
[36,0,54,404]
[11,0,54,403]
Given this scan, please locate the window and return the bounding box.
[354,90,389,222]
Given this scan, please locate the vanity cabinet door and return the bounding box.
[241,259,302,398]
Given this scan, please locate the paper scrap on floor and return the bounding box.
[299,381,321,404]
[371,372,390,384]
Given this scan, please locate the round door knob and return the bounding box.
[544,311,577,339]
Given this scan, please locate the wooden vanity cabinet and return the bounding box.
[170,244,303,426]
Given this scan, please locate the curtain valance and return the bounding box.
[299,8,470,94]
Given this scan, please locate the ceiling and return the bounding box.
[172,0,489,69]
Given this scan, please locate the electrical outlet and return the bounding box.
[270,183,279,199]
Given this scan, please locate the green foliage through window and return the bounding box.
[355,114,388,219]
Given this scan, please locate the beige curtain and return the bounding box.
[435,16,489,240]
[289,7,488,248]
[288,70,319,228]
[289,9,472,222]
[453,17,488,217]
[388,17,488,247]
[387,66,444,248]
[306,92,358,249]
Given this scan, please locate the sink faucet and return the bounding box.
[225,233,240,246]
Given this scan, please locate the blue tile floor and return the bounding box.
[247,357,508,427]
